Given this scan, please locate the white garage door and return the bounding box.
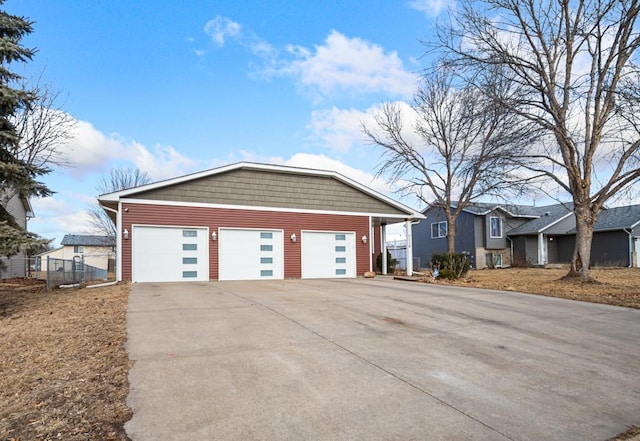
[218,228,284,281]
[132,226,209,283]
[301,231,356,279]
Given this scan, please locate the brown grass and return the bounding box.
[440,267,640,309]
[0,280,132,441]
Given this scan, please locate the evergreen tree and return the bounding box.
[0,2,51,256]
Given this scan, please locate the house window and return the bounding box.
[431,221,447,239]
[74,245,84,253]
[490,217,503,238]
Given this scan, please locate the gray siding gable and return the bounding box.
[127,168,408,215]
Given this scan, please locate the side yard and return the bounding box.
[443,267,640,309]
[0,280,131,441]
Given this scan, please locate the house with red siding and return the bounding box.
[98,162,424,283]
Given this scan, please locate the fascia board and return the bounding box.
[119,197,425,220]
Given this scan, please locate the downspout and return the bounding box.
[623,228,633,268]
[506,236,514,267]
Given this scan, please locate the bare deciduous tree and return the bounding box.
[437,0,640,280]
[89,167,151,236]
[11,75,76,169]
[363,70,536,253]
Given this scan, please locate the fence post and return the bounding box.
[46,256,50,290]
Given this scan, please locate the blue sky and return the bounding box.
[10,0,451,245]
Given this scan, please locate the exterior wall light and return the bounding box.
[362,235,367,244]
[211,231,217,241]
[291,233,297,242]
[123,229,129,240]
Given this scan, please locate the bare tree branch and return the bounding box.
[364,68,540,252]
[437,0,640,280]
[88,168,151,237]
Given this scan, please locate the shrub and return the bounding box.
[437,268,458,280]
[431,252,471,279]
[376,250,398,273]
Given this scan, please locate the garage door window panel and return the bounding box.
[182,244,197,251]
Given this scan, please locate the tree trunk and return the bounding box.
[566,204,595,281]
[446,215,456,254]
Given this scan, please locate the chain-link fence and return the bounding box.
[37,256,110,289]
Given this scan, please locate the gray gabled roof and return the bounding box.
[507,203,574,235]
[567,204,640,233]
[60,234,116,247]
[459,202,541,218]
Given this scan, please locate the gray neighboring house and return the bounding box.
[413,202,640,269]
[0,192,35,279]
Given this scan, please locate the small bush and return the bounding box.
[437,268,458,280]
[431,252,471,279]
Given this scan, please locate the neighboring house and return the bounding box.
[413,202,640,269]
[37,235,116,272]
[98,162,424,283]
[0,192,34,279]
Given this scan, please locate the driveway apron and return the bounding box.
[124,279,640,441]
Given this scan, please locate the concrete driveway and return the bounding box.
[124,278,640,441]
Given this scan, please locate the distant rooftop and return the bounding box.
[60,234,116,247]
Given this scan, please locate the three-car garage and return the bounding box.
[99,162,423,283]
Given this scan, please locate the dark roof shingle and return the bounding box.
[60,235,116,247]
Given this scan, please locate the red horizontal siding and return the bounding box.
[121,203,371,281]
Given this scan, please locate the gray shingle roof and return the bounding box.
[459,202,541,217]
[507,203,574,235]
[567,204,640,233]
[61,234,116,247]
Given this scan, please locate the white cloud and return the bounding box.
[30,195,96,244]
[307,107,370,152]
[128,142,197,181]
[261,30,417,101]
[56,115,199,182]
[204,16,242,47]
[64,119,126,176]
[408,0,454,17]
[308,101,421,152]
[272,152,397,197]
